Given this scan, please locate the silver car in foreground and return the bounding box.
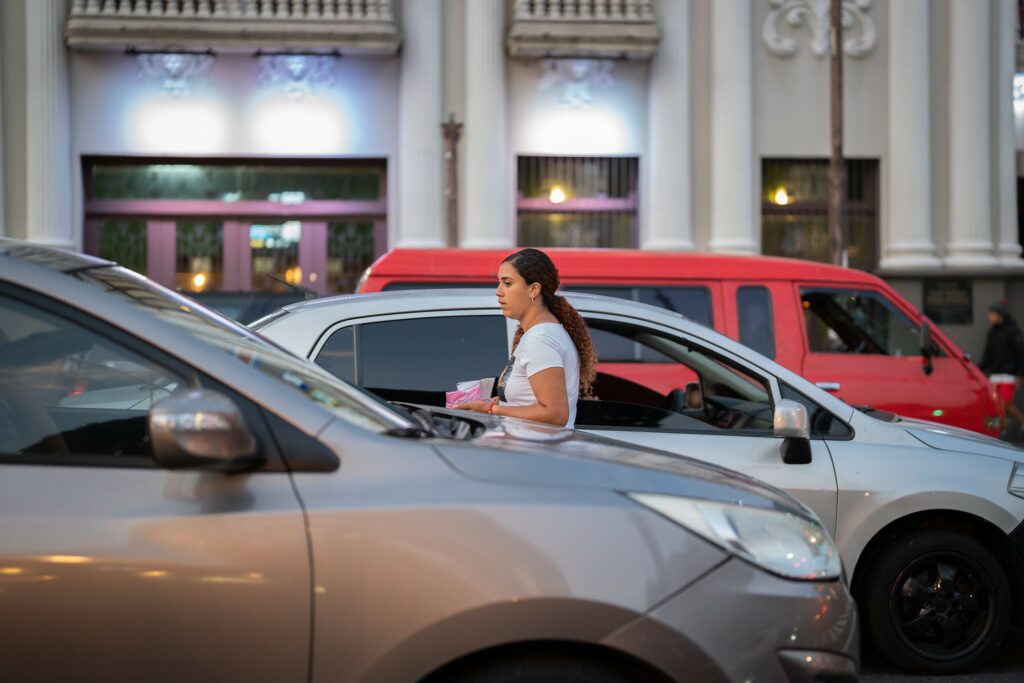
[0,240,858,682]
[255,288,1024,675]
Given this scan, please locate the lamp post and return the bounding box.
[828,0,847,266]
[442,114,463,247]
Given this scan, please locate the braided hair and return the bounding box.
[503,248,597,398]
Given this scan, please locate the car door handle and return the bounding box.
[815,381,841,391]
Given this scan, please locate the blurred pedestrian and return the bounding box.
[979,301,1024,438]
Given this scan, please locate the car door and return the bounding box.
[798,284,980,428]
[577,313,840,535]
[0,288,310,682]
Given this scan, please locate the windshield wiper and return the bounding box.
[385,405,441,438]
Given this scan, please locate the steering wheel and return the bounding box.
[703,396,737,428]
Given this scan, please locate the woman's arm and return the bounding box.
[457,367,570,426]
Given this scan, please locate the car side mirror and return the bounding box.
[919,323,934,376]
[774,399,812,465]
[149,389,262,472]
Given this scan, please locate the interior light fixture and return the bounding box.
[773,187,791,206]
[549,186,567,204]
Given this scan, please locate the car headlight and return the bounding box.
[626,493,841,581]
[1009,462,1024,501]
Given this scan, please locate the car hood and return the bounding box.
[901,417,1024,461]
[431,412,813,518]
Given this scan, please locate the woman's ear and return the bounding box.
[529,282,542,299]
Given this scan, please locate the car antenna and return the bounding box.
[263,274,317,300]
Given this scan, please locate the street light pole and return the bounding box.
[828,0,846,266]
[442,113,463,248]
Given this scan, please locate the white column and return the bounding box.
[945,0,998,266]
[641,0,694,250]
[25,0,74,249]
[394,0,445,247]
[708,0,757,255]
[996,0,1023,265]
[880,0,939,269]
[462,0,510,247]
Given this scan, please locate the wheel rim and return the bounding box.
[889,550,996,662]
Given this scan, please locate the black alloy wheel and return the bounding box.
[863,529,1011,675]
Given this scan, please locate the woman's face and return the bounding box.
[496,262,538,321]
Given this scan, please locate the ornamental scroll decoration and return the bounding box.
[538,59,615,108]
[762,0,876,59]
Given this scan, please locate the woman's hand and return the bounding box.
[456,399,494,414]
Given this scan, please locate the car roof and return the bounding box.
[365,247,883,285]
[0,237,112,272]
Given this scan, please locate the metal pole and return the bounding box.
[828,0,846,266]
[441,113,463,247]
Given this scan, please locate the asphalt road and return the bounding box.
[861,627,1024,682]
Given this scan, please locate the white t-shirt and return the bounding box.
[497,323,580,428]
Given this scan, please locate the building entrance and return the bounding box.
[83,158,386,301]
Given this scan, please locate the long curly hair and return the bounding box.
[503,248,597,398]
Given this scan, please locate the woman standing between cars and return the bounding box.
[457,248,596,428]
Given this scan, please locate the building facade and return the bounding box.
[0,0,1021,353]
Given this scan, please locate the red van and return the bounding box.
[358,248,1002,437]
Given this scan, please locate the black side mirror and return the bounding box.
[149,389,263,472]
[919,322,934,376]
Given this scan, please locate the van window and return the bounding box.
[564,285,713,327]
[353,316,508,401]
[801,288,922,356]
[737,286,775,359]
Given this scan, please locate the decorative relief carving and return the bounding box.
[257,54,338,100]
[135,51,214,96]
[762,0,876,59]
[538,59,615,107]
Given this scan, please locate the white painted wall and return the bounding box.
[508,59,648,157]
[69,52,399,156]
[68,50,400,238]
[752,0,888,159]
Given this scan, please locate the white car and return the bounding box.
[254,288,1024,675]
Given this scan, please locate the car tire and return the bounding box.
[446,653,648,683]
[862,529,1011,675]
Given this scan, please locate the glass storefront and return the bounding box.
[83,158,385,301]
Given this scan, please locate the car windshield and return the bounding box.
[70,265,410,432]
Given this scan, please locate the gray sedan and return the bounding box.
[254,287,1024,676]
[0,240,858,682]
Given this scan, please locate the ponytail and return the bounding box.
[511,293,597,398]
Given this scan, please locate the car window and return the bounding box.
[354,316,509,401]
[801,287,924,356]
[737,286,775,359]
[780,383,852,439]
[316,326,355,384]
[579,318,773,434]
[563,285,714,327]
[0,294,187,461]
[69,266,406,432]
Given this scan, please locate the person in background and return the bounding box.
[979,301,1024,438]
[457,248,596,428]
